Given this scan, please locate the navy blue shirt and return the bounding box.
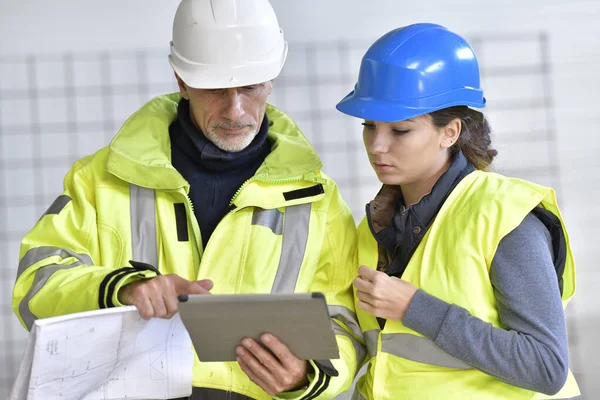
[169,99,271,247]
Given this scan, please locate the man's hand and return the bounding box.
[354,265,418,321]
[118,275,213,319]
[236,334,310,396]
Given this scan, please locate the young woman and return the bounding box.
[336,23,580,400]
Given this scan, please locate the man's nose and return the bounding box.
[222,89,245,121]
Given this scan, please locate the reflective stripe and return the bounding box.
[381,333,473,370]
[17,246,93,281]
[331,322,366,368]
[351,389,367,400]
[364,329,380,357]
[328,305,362,339]
[252,208,283,235]
[271,203,311,293]
[329,305,367,366]
[19,261,84,330]
[41,195,71,218]
[548,397,580,400]
[350,389,580,400]
[130,184,157,266]
[349,381,581,400]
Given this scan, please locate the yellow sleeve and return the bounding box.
[12,158,156,331]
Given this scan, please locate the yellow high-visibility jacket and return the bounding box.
[13,94,364,400]
[354,171,579,400]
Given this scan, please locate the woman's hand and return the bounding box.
[354,265,418,321]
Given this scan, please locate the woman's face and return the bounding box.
[362,114,459,186]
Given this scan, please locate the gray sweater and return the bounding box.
[403,212,569,395]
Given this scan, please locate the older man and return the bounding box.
[12,0,363,399]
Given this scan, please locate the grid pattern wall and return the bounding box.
[0,33,572,395]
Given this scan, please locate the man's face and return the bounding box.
[176,75,273,152]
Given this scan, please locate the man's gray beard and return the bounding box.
[206,125,258,152]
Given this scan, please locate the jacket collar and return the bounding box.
[368,152,472,235]
[105,93,324,191]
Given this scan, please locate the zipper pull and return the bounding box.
[304,172,325,183]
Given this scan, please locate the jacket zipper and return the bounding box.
[229,171,325,208]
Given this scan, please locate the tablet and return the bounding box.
[177,292,340,362]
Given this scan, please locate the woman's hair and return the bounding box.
[429,106,498,170]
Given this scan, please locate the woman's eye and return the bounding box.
[392,130,410,135]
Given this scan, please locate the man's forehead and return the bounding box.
[204,81,269,90]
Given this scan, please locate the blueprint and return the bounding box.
[9,306,193,400]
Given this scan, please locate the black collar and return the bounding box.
[171,98,270,172]
[398,151,470,230]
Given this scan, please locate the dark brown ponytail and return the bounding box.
[429,106,497,170]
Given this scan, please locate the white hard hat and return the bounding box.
[169,0,288,89]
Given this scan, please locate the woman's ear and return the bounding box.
[440,118,461,149]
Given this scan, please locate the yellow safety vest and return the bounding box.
[354,170,579,400]
[13,94,364,400]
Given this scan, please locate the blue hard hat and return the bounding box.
[336,23,486,123]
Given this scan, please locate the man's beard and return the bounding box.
[206,121,258,152]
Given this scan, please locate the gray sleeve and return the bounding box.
[402,212,569,395]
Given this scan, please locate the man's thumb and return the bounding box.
[189,279,213,293]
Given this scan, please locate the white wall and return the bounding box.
[1,0,598,396]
